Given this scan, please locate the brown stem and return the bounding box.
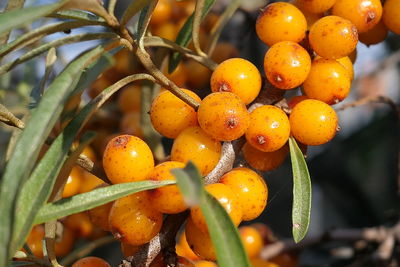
[192,0,207,57]
[0,103,25,129]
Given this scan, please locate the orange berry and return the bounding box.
[72,257,110,267]
[290,99,338,146]
[121,242,140,257]
[79,171,104,194]
[88,185,113,231]
[147,161,187,214]
[359,20,388,46]
[251,258,280,267]
[332,0,382,33]
[152,22,178,41]
[81,146,97,162]
[118,84,141,113]
[103,135,154,184]
[239,226,264,258]
[270,252,299,267]
[383,0,400,34]
[336,56,355,81]
[256,2,307,46]
[245,105,290,152]
[194,261,217,267]
[120,111,144,138]
[190,183,242,233]
[109,192,163,246]
[185,60,212,89]
[220,167,268,221]
[287,95,309,110]
[26,225,45,258]
[291,2,323,30]
[197,92,250,141]
[114,48,137,76]
[62,167,83,198]
[171,126,221,176]
[292,0,336,14]
[264,41,311,90]
[64,212,93,238]
[303,58,351,105]
[150,0,172,26]
[54,226,76,257]
[163,62,188,88]
[309,16,358,59]
[185,218,216,260]
[210,58,262,105]
[176,232,200,261]
[150,89,200,139]
[242,142,289,172]
[210,42,239,64]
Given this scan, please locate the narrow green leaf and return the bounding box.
[49,10,107,24]
[0,1,68,36]
[174,162,250,267]
[35,180,175,224]
[0,45,104,263]
[11,261,34,266]
[289,137,312,243]
[168,0,215,73]
[120,0,148,26]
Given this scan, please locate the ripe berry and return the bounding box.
[163,63,188,88]
[149,0,172,26]
[194,261,217,267]
[245,105,290,152]
[220,167,268,221]
[359,20,389,46]
[150,89,201,139]
[185,218,216,260]
[303,58,351,105]
[176,232,200,261]
[210,42,239,64]
[103,135,154,184]
[290,99,339,146]
[210,58,261,105]
[336,57,354,81]
[185,60,212,89]
[88,185,113,231]
[54,226,76,257]
[118,85,141,113]
[190,183,242,233]
[171,126,221,176]
[147,161,187,214]
[382,0,400,34]
[197,92,250,141]
[152,22,179,41]
[287,95,309,110]
[251,258,279,267]
[239,226,264,258]
[309,16,358,59]
[242,142,289,172]
[72,257,110,267]
[264,41,311,90]
[332,0,382,33]
[292,0,336,14]
[256,2,307,46]
[78,171,104,194]
[109,192,163,246]
[64,212,93,238]
[62,167,82,198]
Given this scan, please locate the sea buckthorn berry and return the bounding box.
[292,0,336,14]
[197,92,250,141]
[245,105,290,152]
[332,0,382,33]
[251,258,280,267]
[264,41,311,90]
[149,0,172,26]
[26,225,45,258]
[118,85,141,113]
[185,218,216,260]
[291,1,323,30]
[120,112,143,138]
[190,183,242,233]
[185,60,212,89]
[88,184,113,231]
[79,171,104,194]
[239,226,264,258]
[163,63,188,88]
[103,135,154,184]
[359,20,388,46]
[54,226,76,257]
[287,95,309,110]
[152,22,178,41]
[309,16,358,59]
[150,89,200,139]
[176,232,200,261]
[210,58,261,105]
[62,167,82,198]
[220,167,268,221]
[109,192,163,246]
[121,242,140,257]
[194,261,217,267]
[210,42,239,64]
[290,99,339,146]
[256,2,307,46]
[336,57,354,81]
[382,0,400,34]
[147,161,187,214]
[251,223,277,245]
[242,142,289,172]
[303,58,351,105]
[64,212,93,238]
[81,146,97,162]
[171,126,221,176]
[72,257,110,267]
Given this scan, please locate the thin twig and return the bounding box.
[108,0,117,17]
[0,0,25,46]
[0,103,25,129]
[337,95,400,117]
[137,0,158,49]
[192,0,207,57]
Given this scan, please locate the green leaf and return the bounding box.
[174,162,250,267]
[0,45,104,263]
[49,10,107,24]
[35,180,175,224]
[11,261,34,266]
[120,0,148,26]
[289,137,312,243]
[168,0,215,73]
[0,1,68,36]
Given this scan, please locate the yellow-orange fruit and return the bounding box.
[336,57,354,81]
[149,0,172,26]
[194,261,217,267]
[64,212,93,238]
[88,185,113,231]
[383,0,400,34]
[150,89,201,139]
[291,1,323,30]
[239,226,264,258]
[220,167,268,221]
[62,167,83,198]
[163,63,188,88]
[242,142,289,172]
[81,146,97,162]
[197,92,250,141]
[245,105,290,152]
[176,232,200,261]
[359,20,388,46]
[256,2,307,46]
[79,171,104,194]
[72,257,110,267]
[185,218,216,260]
[118,85,141,113]
[251,258,280,267]
[120,111,144,138]
[185,60,212,89]
[210,42,239,64]
[292,0,336,14]
[171,126,221,176]
[147,161,187,214]
[287,95,309,110]
[290,99,338,146]
[264,41,311,90]
[211,58,261,104]
[121,242,140,257]
[103,135,154,184]
[152,22,178,41]
[54,226,76,257]
[109,192,163,246]
[190,183,242,233]
[26,225,46,258]
[303,58,351,105]
[332,0,382,33]
[309,16,358,59]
